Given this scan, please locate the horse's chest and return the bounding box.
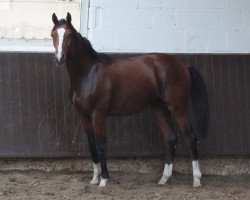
[70,64,101,108]
[71,89,93,111]
[71,78,97,107]
[72,91,79,104]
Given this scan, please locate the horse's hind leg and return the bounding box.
[154,106,178,184]
[172,109,202,187]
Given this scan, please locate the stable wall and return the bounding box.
[0,1,250,157]
[0,52,249,157]
[87,0,250,53]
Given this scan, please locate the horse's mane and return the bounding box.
[77,33,112,64]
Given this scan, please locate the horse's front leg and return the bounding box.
[86,130,101,185]
[92,111,109,187]
[79,113,100,185]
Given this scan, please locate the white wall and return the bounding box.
[87,0,250,53]
[0,0,81,52]
[1,0,249,53]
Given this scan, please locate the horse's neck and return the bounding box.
[66,34,97,89]
[66,50,94,89]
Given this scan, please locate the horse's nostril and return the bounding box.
[61,53,65,60]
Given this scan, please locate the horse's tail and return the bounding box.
[188,66,209,138]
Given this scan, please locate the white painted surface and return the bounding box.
[0,38,54,52]
[1,0,250,53]
[80,0,90,37]
[87,0,250,53]
[0,0,80,52]
[0,0,81,39]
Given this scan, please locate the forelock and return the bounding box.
[53,19,67,30]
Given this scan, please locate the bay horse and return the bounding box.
[51,13,209,187]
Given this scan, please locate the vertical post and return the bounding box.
[80,0,90,37]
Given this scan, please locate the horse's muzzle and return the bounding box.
[54,53,65,65]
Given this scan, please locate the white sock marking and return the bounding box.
[158,164,173,185]
[192,160,202,187]
[56,28,65,61]
[90,163,101,185]
[99,178,108,187]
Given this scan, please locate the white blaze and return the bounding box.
[56,28,65,61]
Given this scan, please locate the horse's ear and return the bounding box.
[52,13,58,24]
[66,12,72,23]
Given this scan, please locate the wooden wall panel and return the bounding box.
[0,52,249,157]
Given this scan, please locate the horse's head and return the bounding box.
[51,12,74,65]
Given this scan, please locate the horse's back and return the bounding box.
[103,55,159,114]
[107,53,190,93]
[101,53,190,115]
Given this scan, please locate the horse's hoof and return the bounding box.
[193,177,202,188]
[99,178,108,187]
[158,176,170,185]
[158,180,166,185]
[193,182,202,188]
[90,177,99,185]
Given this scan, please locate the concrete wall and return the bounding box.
[0,0,249,53]
[88,0,250,53]
[0,0,81,51]
[0,0,81,39]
